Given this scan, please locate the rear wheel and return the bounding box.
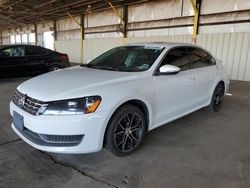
[207,83,225,112]
[105,105,146,156]
[49,65,60,72]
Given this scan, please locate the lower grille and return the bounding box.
[39,134,83,145]
[14,124,84,147]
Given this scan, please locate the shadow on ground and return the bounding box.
[0,78,250,188]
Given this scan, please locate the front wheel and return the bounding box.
[207,83,225,112]
[105,105,146,156]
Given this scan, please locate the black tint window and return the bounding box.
[88,46,164,72]
[0,47,24,57]
[188,47,215,68]
[26,46,47,56]
[160,47,190,71]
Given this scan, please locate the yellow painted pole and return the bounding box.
[190,0,199,44]
[40,18,53,29]
[121,33,125,45]
[108,1,125,45]
[108,2,123,21]
[66,12,81,26]
[80,28,83,64]
[66,12,83,64]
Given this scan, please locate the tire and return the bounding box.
[207,83,225,112]
[105,104,146,156]
[49,65,60,72]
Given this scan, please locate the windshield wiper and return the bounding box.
[80,64,92,68]
[95,65,122,71]
[82,64,122,71]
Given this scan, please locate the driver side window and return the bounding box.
[159,47,190,71]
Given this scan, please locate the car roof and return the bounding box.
[0,44,38,48]
[0,44,52,52]
[125,42,196,48]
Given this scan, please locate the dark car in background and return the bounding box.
[0,44,70,78]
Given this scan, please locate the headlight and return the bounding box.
[41,96,101,115]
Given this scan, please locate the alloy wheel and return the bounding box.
[113,112,143,152]
[213,85,224,111]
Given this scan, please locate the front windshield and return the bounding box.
[83,46,164,72]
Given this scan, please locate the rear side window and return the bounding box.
[159,47,191,71]
[188,47,216,69]
[26,46,47,56]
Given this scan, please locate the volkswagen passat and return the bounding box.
[10,43,230,156]
[0,44,70,78]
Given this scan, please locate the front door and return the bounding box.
[152,47,196,129]
[0,46,27,77]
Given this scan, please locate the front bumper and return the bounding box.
[10,101,110,154]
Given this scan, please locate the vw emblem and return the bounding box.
[18,95,26,107]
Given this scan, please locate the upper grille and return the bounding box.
[12,90,47,116]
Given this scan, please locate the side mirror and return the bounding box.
[157,65,180,75]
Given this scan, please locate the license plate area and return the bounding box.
[13,111,24,131]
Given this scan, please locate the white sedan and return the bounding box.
[10,43,230,156]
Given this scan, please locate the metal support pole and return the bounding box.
[108,1,125,45]
[8,29,11,44]
[80,14,85,40]
[190,0,201,44]
[0,31,2,44]
[80,14,84,64]
[34,23,38,45]
[123,5,128,38]
[53,20,57,41]
[196,0,201,35]
[67,11,84,64]
[53,20,57,50]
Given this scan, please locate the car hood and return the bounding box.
[17,66,140,101]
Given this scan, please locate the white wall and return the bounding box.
[55,31,250,81]
[57,17,81,41]
[3,0,250,82]
[128,0,182,22]
[201,0,250,14]
[55,40,81,63]
[85,8,122,27]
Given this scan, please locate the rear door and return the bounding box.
[25,46,50,74]
[0,46,26,77]
[187,47,218,106]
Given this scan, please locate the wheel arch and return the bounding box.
[122,99,150,130]
[48,63,61,71]
[102,99,151,147]
[210,79,225,97]
[216,80,225,94]
[207,79,225,104]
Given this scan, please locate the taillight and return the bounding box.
[60,54,69,62]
